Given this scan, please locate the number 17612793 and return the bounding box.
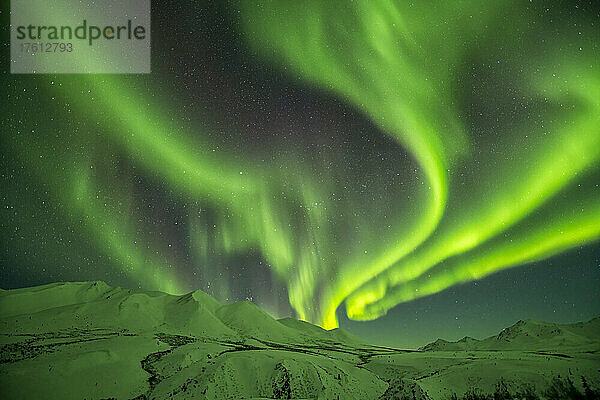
[20,42,73,53]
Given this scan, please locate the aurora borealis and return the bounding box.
[3,1,599,346]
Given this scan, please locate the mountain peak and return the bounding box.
[421,317,600,352]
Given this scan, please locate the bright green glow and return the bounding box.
[239,0,477,328]
[14,1,599,329]
[239,0,600,327]
[349,179,600,319]
[347,68,600,319]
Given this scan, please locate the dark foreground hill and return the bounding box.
[1,282,598,399]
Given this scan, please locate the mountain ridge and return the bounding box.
[420,317,600,352]
[1,281,599,400]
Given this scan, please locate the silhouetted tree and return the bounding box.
[493,379,511,400]
[445,375,600,400]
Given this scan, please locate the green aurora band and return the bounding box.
[7,0,599,329]
[239,0,600,327]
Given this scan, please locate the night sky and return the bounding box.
[2,1,599,348]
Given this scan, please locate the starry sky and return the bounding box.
[2,1,599,348]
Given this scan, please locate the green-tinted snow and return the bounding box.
[1,282,598,399]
